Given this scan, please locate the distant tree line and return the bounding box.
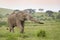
[24,9,36,14]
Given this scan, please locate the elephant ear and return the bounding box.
[16,11,28,17]
[15,11,22,18]
[15,11,26,21]
[16,11,24,17]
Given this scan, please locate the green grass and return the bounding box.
[0,21,60,40]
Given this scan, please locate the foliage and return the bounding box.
[0,14,4,19]
[38,8,44,12]
[24,9,36,14]
[0,21,7,27]
[58,10,60,12]
[56,13,60,19]
[37,30,46,37]
[46,10,54,17]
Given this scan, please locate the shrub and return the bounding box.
[0,21,7,27]
[56,14,60,19]
[37,30,46,37]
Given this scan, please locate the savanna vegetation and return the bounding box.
[0,8,60,40]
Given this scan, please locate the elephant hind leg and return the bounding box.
[16,20,25,33]
[9,25,15,32]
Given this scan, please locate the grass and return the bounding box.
[0,21,60,40]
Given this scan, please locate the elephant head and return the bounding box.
[15,10,44,24]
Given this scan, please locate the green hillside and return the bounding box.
[0,8,13,14]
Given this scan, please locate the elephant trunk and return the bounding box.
[29,16,44,24]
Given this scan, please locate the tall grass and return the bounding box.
[0,21,60,40]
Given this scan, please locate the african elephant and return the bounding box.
[7,10,44,33]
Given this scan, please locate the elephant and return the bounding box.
[7,10,44,33]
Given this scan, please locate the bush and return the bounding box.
[37,30,46,37]
[56,14,60,19]
[0,21,7,27]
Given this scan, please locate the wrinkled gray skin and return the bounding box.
[8,10,44,33]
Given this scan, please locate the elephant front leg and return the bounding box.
[20,25,24,33]
[20,21,24,33]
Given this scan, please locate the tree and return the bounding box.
[46,10,54,17]
[58,10,60,13]
[24,9,36,14]
[39,8,44,12]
